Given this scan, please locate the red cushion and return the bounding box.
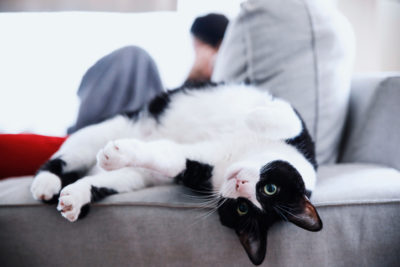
[0,134,67,180]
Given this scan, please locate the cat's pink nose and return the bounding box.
[235,179,249,191]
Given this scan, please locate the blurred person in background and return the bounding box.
[186,13,229,83]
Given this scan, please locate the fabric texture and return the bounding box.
[213,0,355,164]
[338,74,394,159]
[0,134,67,179]
[340,77,400,170]
[1,164,400,266]
[67,46,164,134]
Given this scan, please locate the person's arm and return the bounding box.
[186,39,218,82]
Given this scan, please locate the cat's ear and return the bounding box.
[286,195,322,231]
[236,223,267,265]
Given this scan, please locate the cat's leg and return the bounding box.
[97,139,220,192]
[57,167,166,222]
[245,99,302,140]
[97,138,217,177]
[31,115,140,202]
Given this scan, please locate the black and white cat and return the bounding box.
[31,83,322,265]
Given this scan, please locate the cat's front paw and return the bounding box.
[97,140,131,171]
[57,182,91,222]
[97,139,146,171]
[31,171,61,202]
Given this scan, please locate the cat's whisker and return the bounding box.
[195,202,220,209]
[193,197,227,221]
[185,208,217,229]
[191,200,220,209]
[276,205,303,221]
[183,198,221,228]
[273,206,289,222]
[179,193,219,201]
[185,194,223,214]
[276,203,297,212]
[185,188,221,195]
[179,191,222,203]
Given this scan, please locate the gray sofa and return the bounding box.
[1,74,399,267]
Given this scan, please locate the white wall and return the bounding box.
[378,0,400,71]
[336,0,400,72]
[0,0,177,12]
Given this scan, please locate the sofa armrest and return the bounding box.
[339,73,400,170]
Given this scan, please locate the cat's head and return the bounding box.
[217,160,322,265]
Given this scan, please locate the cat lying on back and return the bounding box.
[31,83,322,265]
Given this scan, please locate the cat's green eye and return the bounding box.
[237,202,248,216]
[263,184,277,196]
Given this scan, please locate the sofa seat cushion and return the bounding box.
[1,164,399,207]
[1,163,400,266]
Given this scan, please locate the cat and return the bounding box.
[30,83,322,265]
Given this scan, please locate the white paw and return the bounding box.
[97,139,143,171]
[57,182,91,222]
[31,171,62,201]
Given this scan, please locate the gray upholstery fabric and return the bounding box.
[341,76,400,170]
[1,164,400,267]
[213,0,355,164]
[339,74,395,159]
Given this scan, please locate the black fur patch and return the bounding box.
[78,186,118,220]
[181,80,221,89]
[147,81,222,121]
[121,109,141,120]
[38,158,65,176]
[38,158,86,188]
[305,189,312,198]
[174,159,213,194]
[217,197,272,265]
[259,160,307,198]
[285,111,318,170]
[41,195,59,204]
[90,186,118,202]
[147,92,170,121]
[78,204,91,220]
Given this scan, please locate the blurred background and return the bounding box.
[0,0,399,135]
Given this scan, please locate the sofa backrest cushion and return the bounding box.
[340,75,400,170]
[213,0,355,164]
